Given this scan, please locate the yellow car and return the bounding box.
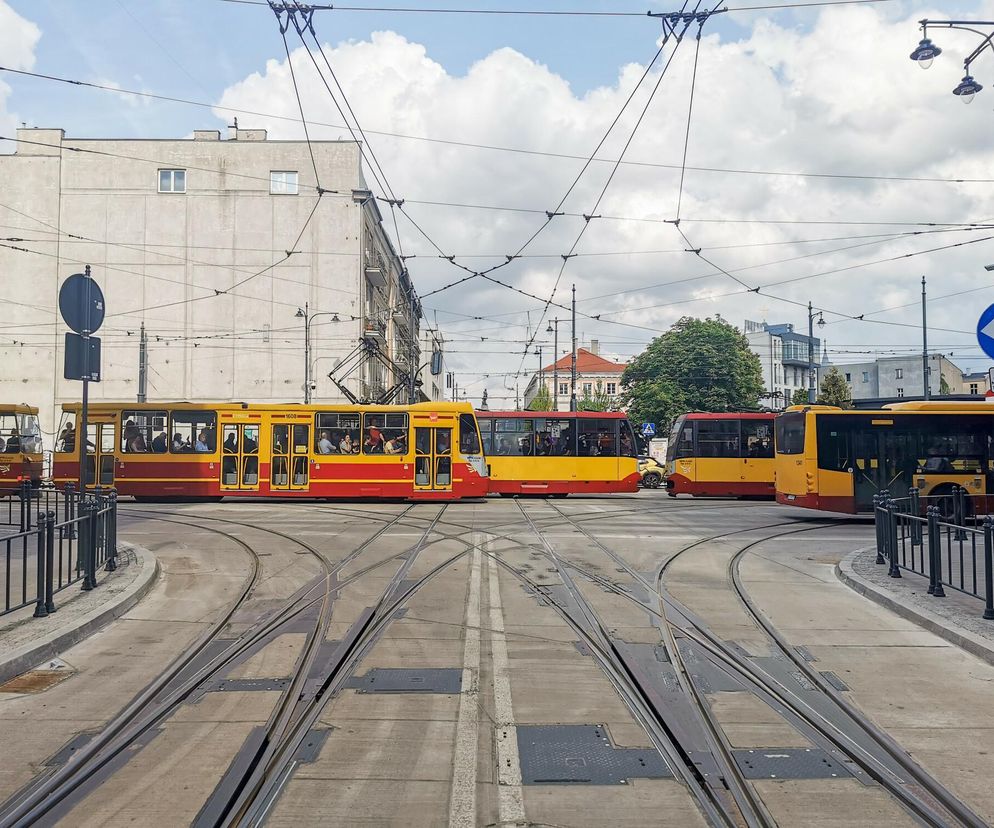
[638,456,665,489]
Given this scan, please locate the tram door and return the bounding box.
[84,421,115,487]
[270,423,310,491]
[220,423,260,492]
[414,427,452,493]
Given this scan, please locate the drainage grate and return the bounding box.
[732,748,852,780]
[346,668,462,694]
[516,724,671,785]
[819,671,850,692]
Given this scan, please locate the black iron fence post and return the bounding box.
[19,479,30,532]
[62,482,75,540]
[909,487,922,546]
[104,491,117,572]
[982,516,994,622]
[32,509,47,618]
[874,495,885,564]
[44,510,56,614]
[80,497,98,591]
[927,506,940,595]
[887,499,901,578]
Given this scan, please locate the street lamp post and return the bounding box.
[909,19,994,102]
[295,303,341,404]
[570,284,578,413]
[547,319,560,412]
[807,302,825,404]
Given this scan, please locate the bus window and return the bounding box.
[493,419,534,456]
[697,420,740,458]
[459,414,482,455]
[815,417,854,471]
[775,412,805,455]
[742,420,774,459]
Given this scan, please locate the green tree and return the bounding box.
[940,374,951,395]
[527,384,553,411]
[817,366,851,408]
[578,388,613,412]
[620,316,765,433]
[790,387,809,406]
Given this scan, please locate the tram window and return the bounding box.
[775,412,805,455]
[16,414,41,454]
[316,412,361,455]
[696,420,740,458]
[121,410,168,453]
[459,414,482,455]
[668,418,694,461]
[56,412,76,454]
[0,413,18,454]
[620,420,638,457]
[742,420,774,458]
[364,413,408,455]
[493,419,534,456]
[170,411,218,453]
[577,419,618,456]
[292,425,309,454]
[479,418,495,454]
[533,418,575,456]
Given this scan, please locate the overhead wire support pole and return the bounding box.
[922,275,930,399]
[570,284,578,412]
[137,322,147,404]
[808,301,816,405]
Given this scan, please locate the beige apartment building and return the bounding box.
[0,126,418,428]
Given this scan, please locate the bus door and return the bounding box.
[220,423,260,492]
[414,426,452,493]
[270,423,310,491]
[85,421,116,487]
[852,424,912,510]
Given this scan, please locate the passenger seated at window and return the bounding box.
[124,425,147,452]
[317,430,335,454]
[339,433,354,454]
[384,432,407,454]
[496,438,512,456]
[59,423,75,453]
[365,421,385,454]
[172,432,189,452]
[195,430,211,452]
[151,431,168,453]
[223,432,238,454]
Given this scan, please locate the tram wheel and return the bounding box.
[642,472,662,489]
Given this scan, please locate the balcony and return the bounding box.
[364,265,387,288]
[363,318,387,348]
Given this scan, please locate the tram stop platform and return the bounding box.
[0,544,158,686]
[838,548,994,667]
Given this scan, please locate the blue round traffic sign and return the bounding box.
[977,304,994,360]
[58,272,105,335]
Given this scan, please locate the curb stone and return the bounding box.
[836,547,994,668]
[0,543,160,685]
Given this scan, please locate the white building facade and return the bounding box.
[0,127,418,427]
[522,344,625,411]
[744,320,822,408]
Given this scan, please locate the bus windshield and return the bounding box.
[775,412,806,455]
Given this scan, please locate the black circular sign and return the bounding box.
[59,273,105,334]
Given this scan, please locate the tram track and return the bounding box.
[528,500,984,828]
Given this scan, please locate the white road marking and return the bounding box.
[448,544,482,828]
[488,550,526,826]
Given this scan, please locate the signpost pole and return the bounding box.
[77,265,92,493]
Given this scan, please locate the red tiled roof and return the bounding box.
[542,348,625,374]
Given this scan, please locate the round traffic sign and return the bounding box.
[58,272,105,334]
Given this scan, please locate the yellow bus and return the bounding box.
[775,402,994,514]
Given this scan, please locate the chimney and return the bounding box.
[228,127,268,141]
[590,339,600,355]
[193,130,220,141]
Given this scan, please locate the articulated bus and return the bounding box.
[665,413,776,498]
[477,411,640,496]
[51,401,488,501]
[775,402,994,514]
[0,404,43,494]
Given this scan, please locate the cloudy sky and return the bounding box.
[3,0,994,404]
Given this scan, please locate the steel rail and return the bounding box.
[512,500,743,828]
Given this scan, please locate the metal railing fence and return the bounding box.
[0,485,118,621]
[873,487,994,621]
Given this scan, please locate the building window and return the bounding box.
[895,368,903,379]
[558,383,568,395]
[845,373,851,382]
[971,383,979,394]
[158,169,186,193]
[270,170,299,195]
[582,383,592,395]
[896,387,904,397]
[862,371,869,383]
[606,382,617,395]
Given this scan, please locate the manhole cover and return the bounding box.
[0,669,74,694]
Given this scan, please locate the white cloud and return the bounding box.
[0,1,41,143]
[214,8,994,403]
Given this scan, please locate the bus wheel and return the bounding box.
[931,486,957,519]
[642,472,662,489]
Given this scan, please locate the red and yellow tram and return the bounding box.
[52,401,488,501]
[665,412,776,498]
[0,404,43,494]
[477,411,640,496]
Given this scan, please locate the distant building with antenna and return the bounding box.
[743,320,823,409]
